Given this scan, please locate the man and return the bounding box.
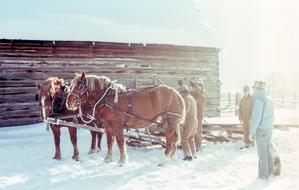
[250,81,274,179]
[178,85,198,161]
[190,79,207,151]
[238,85,253,148]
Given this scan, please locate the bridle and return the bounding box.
[68,80,89,106]
[68,79,113,124]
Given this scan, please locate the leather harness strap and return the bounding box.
[104,88,181,128]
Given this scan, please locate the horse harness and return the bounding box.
[99,85,182,129]
[72,79,182,128]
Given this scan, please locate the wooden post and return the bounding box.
[292,92,297,109]
[281,96,284,108]
[228,92,231,107]
[235,93,241,106]
[153,74,157,85]
[134,77,137,89]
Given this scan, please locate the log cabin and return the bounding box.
[0,0,221,126]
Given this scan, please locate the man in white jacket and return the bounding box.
[250,81,274,179]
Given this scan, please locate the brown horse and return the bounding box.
[66,72,185,166]
[36,77,103,161]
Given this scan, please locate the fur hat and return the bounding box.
[243,85,250,93]
[253,81,266,89]
[190,78,204,86]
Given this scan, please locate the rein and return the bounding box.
[77,85,114,124]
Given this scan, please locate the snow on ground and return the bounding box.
[1,110,299,190]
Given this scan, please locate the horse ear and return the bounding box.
[80,72,86,80]
[36,83,42,90]
[59,78,65,86]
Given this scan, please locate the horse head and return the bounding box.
[51,85,70,116]
[35,77,65,119]
[66,72,111,111]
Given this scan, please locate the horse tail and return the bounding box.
[177,90,186,125]
[173,88,186,145]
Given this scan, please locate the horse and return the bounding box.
[66,72,186,166]
[36,77,103,161]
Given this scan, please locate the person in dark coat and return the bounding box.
[238,85,253,148]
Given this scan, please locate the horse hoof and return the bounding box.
[183,156,193,161]
[72,155,79,161]
[53,156,61,160]
[104,159,112,163]
[89,148,101,154]
[88,149,95,154]
[117,160,127,167]
[104,156,113,163]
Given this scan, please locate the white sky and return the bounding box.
[0,0,218,47]
[1,0,298,92]
[195,0,299,91]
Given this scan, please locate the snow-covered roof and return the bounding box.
[0,0,220,48]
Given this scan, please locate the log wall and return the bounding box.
[0,39,220,127]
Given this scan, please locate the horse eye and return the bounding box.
[79,83,85,91]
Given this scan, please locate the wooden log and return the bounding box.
[0,39,219,53]
[0,93,36,103]
[0,110,40,119]
[0,102,39,112]
[0,87,36,95]
[0,72,50,80]
[0,45,218,58]
[0,117,41,127]
[0,80,40,87]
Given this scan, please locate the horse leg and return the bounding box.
[50,125,61,160]
[170,122,181,160]
[104,127,114,162]
[88,131,97,154]
[114,127,127,166]
[189,136,196,159]
[68,127,79,161]
[159,126,175,166]
[97,132,103,152]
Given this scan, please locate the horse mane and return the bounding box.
[71,74,126,93]
[43,77,65,97]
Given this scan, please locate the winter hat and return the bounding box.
[243,85,250,93]
[178,85,190,93]
[253,81,266,89]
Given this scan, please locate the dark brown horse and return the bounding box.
[36,77,103,161]
[66,73,185,166]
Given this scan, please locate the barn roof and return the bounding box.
[0,0,220,48]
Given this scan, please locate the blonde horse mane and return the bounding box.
[43,77,65,97]
[71,73,126,93]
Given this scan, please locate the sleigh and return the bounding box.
[45,117,166,148]
[45,116,244,149]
